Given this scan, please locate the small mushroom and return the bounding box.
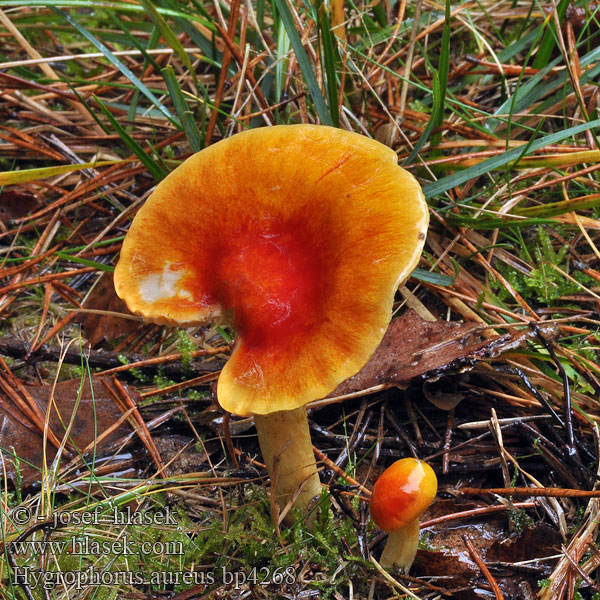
[370,458,437,571]
[114,125,428,524]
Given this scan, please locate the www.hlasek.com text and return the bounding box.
[11,534,183,557]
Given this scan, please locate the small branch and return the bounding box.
[421,501,538,527]
[0,337,225,378]
[463,535,505,600]
[459,487,600,498]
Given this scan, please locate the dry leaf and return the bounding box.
[0,377,133,485]
[331,310,557,399]
[0,190,42,225]
[418,498,559,597]
[77,272,139,347]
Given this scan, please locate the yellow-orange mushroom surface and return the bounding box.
[370,458,438,533]
[114,125,428,416]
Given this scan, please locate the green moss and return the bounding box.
[152,369,176,389]
[176,330,196,370]
[118,354,150,383]
[509,509,534,533]
[492,228,595,306]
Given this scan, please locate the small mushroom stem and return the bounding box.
[379,517,420,571]
[254,406,322,524]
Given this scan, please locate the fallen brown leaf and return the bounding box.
[331,310,558,400]
[0,190,42,225]
[0,377,133,485]
[76,272,139,347]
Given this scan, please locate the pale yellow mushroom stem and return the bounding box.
[254,406,322,524]
[379,517,421,572]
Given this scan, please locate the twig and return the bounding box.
[0,337,225,378]
[459,487,600,498]
[421,501,538,527]
[532,323,578,461]
[107,377,165,476]
[463,535,505,600]
[205,0,241,145]
[313,446,371,496]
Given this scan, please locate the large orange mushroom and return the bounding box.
[114,124,428,523]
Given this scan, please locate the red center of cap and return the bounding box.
[216,224,328,348]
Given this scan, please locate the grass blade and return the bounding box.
[0,161,127,185]
[532,0,570,69]
[55,252,115,273]
[138,0,192,71]
[411,268,454,286]
[513,194,600,218]
[422,118,600,199]
[94,96,167,181]
[405,0,450,164]
[162,66,203,152]
[405,71,441,165]
[272,0,333,126]
[445,215,556,229]
[486,55,562,133]
[449,149,600,170]
[318,3,340,127]
[51,6,176,124]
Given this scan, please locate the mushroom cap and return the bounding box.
[370,458,437,532]
[114,125,428,416]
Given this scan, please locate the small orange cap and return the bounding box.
[370,458,437,532]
